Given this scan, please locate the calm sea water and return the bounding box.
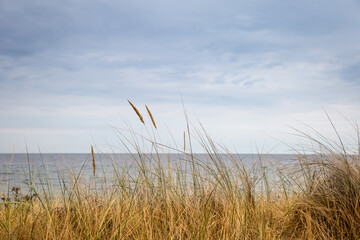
[0,153,296,194]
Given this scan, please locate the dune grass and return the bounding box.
[0,104,359,239]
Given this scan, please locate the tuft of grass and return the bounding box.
[281,128,360,239]
[0,106,359,239]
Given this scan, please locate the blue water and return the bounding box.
[0,153,296,195]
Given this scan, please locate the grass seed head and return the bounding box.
[91,145,96,176]
[145,105,157,129]
[128,100,144,124]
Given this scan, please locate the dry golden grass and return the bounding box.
[0,190,291,239]
[1,109,359,239]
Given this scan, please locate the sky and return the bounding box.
[1,0,360,153]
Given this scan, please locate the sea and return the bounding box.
[0,153,297,195]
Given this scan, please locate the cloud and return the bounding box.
[0,0,360,152]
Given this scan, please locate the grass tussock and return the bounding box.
[283,153,360,239]
[1,104,359,239]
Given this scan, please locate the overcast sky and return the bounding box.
[1,0,360,153]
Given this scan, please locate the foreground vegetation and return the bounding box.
[1,104,359,239]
